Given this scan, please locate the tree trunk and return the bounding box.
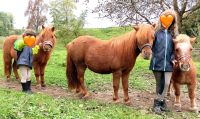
[176,12,182,33]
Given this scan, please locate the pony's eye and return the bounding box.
[175,48,179,52]
[190,48,193,51]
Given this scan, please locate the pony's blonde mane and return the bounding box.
[174,34,190,43]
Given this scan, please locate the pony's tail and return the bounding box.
[66,52,79,90]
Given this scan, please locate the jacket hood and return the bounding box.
[155,9,179,37]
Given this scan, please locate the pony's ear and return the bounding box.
[152,23,156,28]
[190,37,196,45]
[51,27,55,32]
[133,25,139,31]
[173,38,178,44]
[42,25,45,30]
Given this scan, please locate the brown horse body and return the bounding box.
[3,35,20,80]
[171,34,198,111]
[3,25,56,87]
[67,24,155,103]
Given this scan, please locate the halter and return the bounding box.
[42,41,53,52]
[176,55,191,62]
[138,43,152,51]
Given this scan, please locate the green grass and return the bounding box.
[81,26,132,40]
[0,27,200,118]
[0,88,162,119]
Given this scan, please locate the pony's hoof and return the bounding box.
[75,88,81,93]
[113,99,120,104]
[35,84,41,89]
[124,100,131,106]
[189,107,198,113]
[174,103,182,112]
[82,94,90,99]
[41,84,46,87]
[41,86,46,90]
[6,78,11,82]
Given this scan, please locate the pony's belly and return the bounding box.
[87,65,113,74]
[173,76,194,84]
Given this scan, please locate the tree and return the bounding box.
[94,0,200,32]
[49,0,86,44]
[0,12,14,36]
[25,0,48,32]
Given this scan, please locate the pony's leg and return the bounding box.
[187,83,197,111]
[33,63,41,88]
[13,60,20,81]
[122,72,130,104]
[40,64,47,87]
[75,85,81,93]
[167,80,172,96]
[77,66,88,98]
[173,82,181,110]
[4,57,12,82]
[112,71,122,103]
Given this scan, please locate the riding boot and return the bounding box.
[160,99,169,112]
[153,99,162,114]
[26,81,33,94]
[21,82,28,92]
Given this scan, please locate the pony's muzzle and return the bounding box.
[43,41,53,52]
[43,44,53,52]
[179,62,190,71]
[142,50,152,60]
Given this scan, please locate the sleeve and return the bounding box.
[14,39,25,51]
[152,31,157,51]
[32,45,40,55]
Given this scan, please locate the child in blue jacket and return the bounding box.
[149,9,179,114]
[14,29,39,93]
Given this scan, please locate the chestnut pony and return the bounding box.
[3,25,56,87]
[171,34,197,111]
[66,24,155,103]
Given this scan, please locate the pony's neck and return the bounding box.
[110,31,140,62]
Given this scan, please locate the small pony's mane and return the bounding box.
[174,34,190,43]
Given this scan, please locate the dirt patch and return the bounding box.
[0,79,200,113]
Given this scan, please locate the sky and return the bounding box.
[0,0,116,29]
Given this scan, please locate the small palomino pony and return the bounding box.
[3,25,56,87]
[66,24,155,104]
[171,34,198,112]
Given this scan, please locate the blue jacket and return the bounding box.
[149,29,174,72]
[17,46,33,69]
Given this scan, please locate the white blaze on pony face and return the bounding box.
[175,42,192,57]
[174,34,195,71]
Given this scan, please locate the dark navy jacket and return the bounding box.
[17,46,33,69]
[149,29,174,72]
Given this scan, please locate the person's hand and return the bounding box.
[172,59,177,68]
[32,45,40,55]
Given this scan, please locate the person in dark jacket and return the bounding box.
[14,29,40,93]
[149,9,179,114]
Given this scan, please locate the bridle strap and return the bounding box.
[138,43,152,51]
[176,55,191,62]
[41,41,53,52]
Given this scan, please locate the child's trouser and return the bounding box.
[153,71,172,100]
[19,66,31,83]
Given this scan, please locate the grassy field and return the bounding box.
[0,27,200,119]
